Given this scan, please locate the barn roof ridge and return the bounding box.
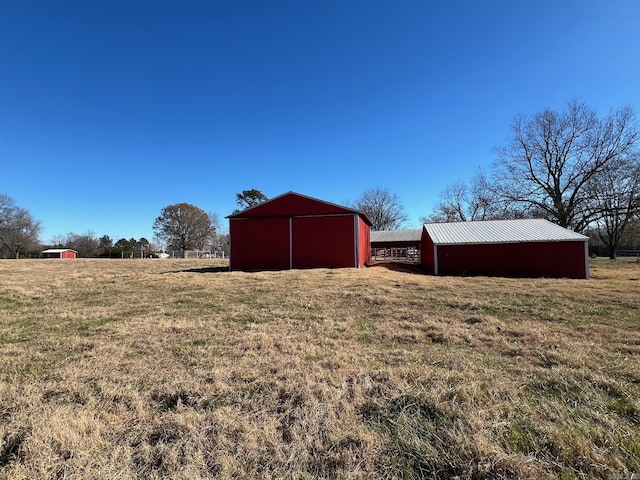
[226,190,294,218]
[227,191,372,225]
[423,217,540,226]
[423,218,588,245]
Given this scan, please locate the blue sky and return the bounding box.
[1,1,639,243]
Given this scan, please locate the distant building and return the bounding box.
[41,248,78,259]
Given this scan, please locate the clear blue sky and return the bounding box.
[1,1,639,243]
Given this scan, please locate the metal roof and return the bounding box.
[42,249,77,253]
[423,219,588,245]
[370,229,422,243]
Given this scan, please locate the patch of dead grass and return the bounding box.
[0,258,639,478]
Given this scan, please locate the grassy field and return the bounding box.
[0,258,639,479]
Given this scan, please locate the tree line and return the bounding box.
[0,196,224,259]
[47,234,154,259]
[0,186,407,259]
[423,100,640,259]
[2,100,638,259]
[0,197,233,259]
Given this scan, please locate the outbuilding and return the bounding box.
[370,229,421,263]
[227,191,372,271]
[421,219,589,279]
[370,229,422,249]
[41,248,78,259]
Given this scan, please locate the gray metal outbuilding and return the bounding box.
[371,229,421,262]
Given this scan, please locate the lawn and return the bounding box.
[0,258,639,479]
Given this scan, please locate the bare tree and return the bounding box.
[353,187,408,231]
[208,212,222,233]
[587,155,640,259]
[153,203,215,251]
[425,181,470,222]
[493,100,639,232]
[48,234,67,248]
[204,211,223,251]
[63,231,101,258]
[423,170,520,222]
[0,194,41,259]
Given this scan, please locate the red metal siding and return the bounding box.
[420,229,436,272]
[292,216,356,268]
[60,250,76,259]
[358,217,371,266]
[435,241,588,278]
[230,218,290,271]
[228,193,372,271]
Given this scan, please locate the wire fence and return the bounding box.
[170,250,227,259]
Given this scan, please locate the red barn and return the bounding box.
[421,219,589,279]
[41,248,77,259]
[227,192,372,271]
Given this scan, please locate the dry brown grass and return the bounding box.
[0,258,639,479]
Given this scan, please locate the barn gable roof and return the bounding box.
[227,191,373,225]
[41,249,78,253]
[371,229,422,243]
[423,219,588,245]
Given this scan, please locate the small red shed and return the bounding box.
[41,248,78,259]
[227,192,372,271]
[421,219,589,279]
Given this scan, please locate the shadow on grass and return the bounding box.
[162,266,230,274]
[168,264,428,275]
[368,262,428,275]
